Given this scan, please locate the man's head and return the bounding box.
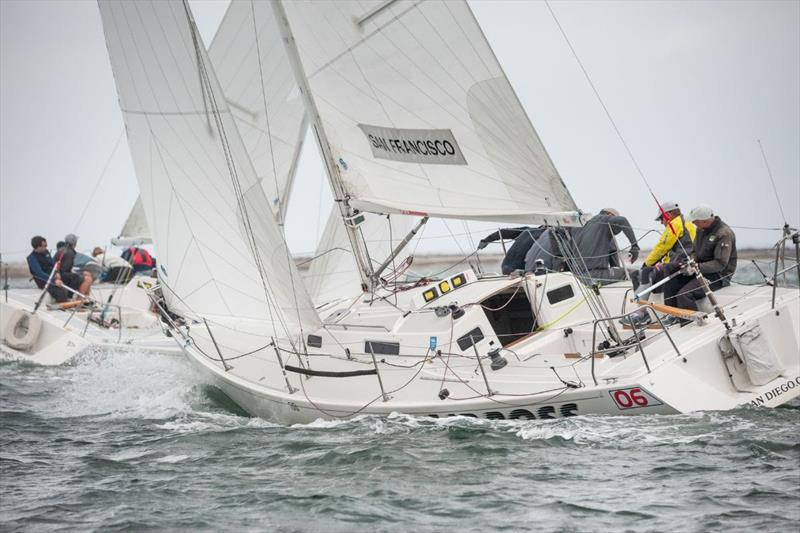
[654,201,681,224]
[31,235,47,252]
[92,247,104,257]
[689,204,715,230]
[64,233,78,247]
[599,208,620,217]
[56,241,66,250]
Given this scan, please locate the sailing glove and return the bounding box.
[628,245,640,263]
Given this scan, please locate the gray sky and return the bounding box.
[2,0,798,262]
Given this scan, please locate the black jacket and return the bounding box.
[694,216,737,278]
[480,226,547,274]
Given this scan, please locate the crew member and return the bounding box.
[524,227,570,273]
[26,235,78,306]
[570,208,639,284]
[92,247,133,284]
[622,202,696,326]
[54,233,92,297]
[123,246,155,273]
[633,201,696,291]
[478,226,547,274]
[664,204,737,311]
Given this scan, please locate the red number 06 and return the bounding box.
[612,388,649,409]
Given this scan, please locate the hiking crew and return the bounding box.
[53,234,93,298]
[633,201,696,292]
[569,208,639,283]
[478,226,547,274]
[664,205,737,311]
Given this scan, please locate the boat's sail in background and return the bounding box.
[304,209,412,303]
[209,0,307,223]
[98,0,320,334]
[111,196,152,246]
[279,0,582,226]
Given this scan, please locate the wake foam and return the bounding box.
[51,347,203,421]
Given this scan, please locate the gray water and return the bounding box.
[2,261,799,531]
[1,348,798,532]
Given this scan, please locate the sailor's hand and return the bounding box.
[679,263,696,276]
[628,245,640,263]
[55,279,64,288]
[477,240,488,250]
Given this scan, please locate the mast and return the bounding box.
[272,0,374,289]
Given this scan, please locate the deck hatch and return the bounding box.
[456,327,484,351]
[547,284,575,305]
[307,334,322,348]
[365,340,400,356]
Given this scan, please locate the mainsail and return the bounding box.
[98,0,320,334]
[278,0,582,226]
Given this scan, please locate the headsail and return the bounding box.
[279,0,583,226]
[111,196,152,246]
[98,0,320,334]
[304,208,412,303]
[209,0,307,223]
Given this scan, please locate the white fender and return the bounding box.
[3,309,43,352]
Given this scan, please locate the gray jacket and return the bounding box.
[524,228,556,271]
[571,214,638,272]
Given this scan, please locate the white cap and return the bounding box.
[688,204,714,222]
[654,201,679,221]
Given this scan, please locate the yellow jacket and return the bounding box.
[644,216,696,267]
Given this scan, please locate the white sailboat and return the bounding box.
[1,0,310,365]
[98,0,799,423]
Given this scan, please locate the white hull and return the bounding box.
[175,271,800,424]
[0,278,182,366]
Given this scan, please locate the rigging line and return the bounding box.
[251,0,285,226]
[183,2,292,347]
[544,1,655,199]
[73,130,125,233]
[387,215,398,298]
[550,228,609,342]
[757,139,788,224]
[250,0,310,351]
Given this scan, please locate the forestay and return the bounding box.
[279,0,582,226]
[98,0,320,335]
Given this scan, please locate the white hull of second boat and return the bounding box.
[175,271,800,425]
[0,278,182,366]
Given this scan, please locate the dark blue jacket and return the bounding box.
[27,250,54,289]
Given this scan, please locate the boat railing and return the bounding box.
[61,301,126,343]
[588,307,681,386]
[770,225,800,309]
